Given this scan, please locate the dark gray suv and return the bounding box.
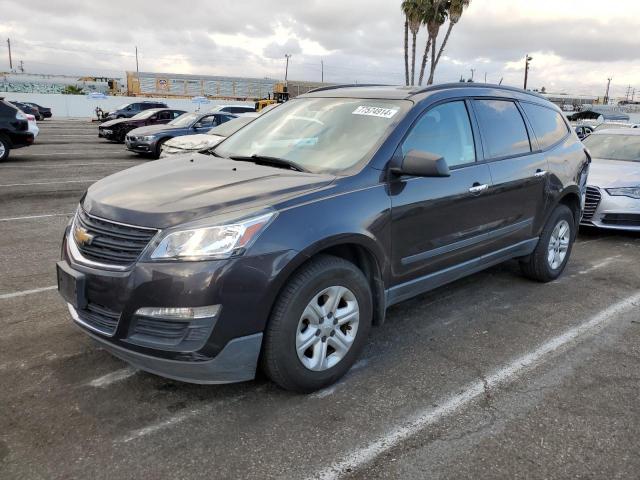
[57,84,589,392]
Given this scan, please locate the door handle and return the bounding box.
[534,169,548,178]
[469,183,489,194]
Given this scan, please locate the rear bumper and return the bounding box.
[8,131,34,148]
[69,304,263,384]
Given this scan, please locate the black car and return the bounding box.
[125,111,236,158]
[21,102,52,119]
[0,98,34,161]
[57,84,589,392]
[98,108,186,142]
[104,101,168,121]
[9,101,43,121]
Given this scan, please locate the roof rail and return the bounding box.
[306,84,391,94]
[409,82,547,100]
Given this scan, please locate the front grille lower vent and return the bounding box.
[582,186,602,221]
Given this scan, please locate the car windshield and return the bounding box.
[214,98,409,173]
[207,116,254,137]
[169,112,198,127]
[131,110,159,120]
[583,134,640,162]
[116,104,130,110]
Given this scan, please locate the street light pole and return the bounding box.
[284,54,292,84]
[604,77,612,104]
[524,54,533,90]
[7,38,12,70]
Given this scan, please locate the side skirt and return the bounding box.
[385,238,539,307]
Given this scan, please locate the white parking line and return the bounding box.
[4,162,141,168]
[312,291,640,480]
[88,367,137,388]
[0,179,98,187]
[0,213,73,222]
[0,286,57,300]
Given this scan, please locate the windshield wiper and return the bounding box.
[229,154,310,173]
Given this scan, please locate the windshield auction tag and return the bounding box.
[352,106,399,118]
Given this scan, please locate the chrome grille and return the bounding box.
[582,186,601,221]
[74,209,158,267]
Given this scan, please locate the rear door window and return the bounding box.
[473,99,531,159]
[521,102,569,150]
[401,101,476,167]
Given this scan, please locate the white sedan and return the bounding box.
[160,114,258,157]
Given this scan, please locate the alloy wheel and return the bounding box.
[547,219,571,270]
[295,286,360,371]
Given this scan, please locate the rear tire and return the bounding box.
[520,204,575,282]
[0,135,10,161]
[262,255,372,393]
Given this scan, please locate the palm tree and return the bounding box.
[417,0,438,86]
[428,0,470,85]
[403,14,410,86]
[402,0,422,86]
[425,0,450,85]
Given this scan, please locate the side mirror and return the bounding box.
[394,150,451,177]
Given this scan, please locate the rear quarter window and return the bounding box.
[521,102,569,150]
[473,99,531,159]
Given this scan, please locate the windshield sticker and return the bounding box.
[352,106,399,119]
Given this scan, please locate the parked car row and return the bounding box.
[0,97,35,161]
[7,101,52,121]
[98,104,257,159]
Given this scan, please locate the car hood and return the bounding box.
[128,124,183,136]
[83,153,335,228]
[164,134,224,150]
[588,158,640,188]
[100,118,129,128]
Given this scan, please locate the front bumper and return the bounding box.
[68,303,262,384]
[125,137,155,153]
[581,185,640,231]
[59,226,296,384]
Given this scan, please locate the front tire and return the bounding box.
[0,135,10,161]
[520,204,575,282]
[262,255,372,393]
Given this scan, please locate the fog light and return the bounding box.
[135,305,220,320]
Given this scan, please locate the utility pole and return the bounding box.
[284,54,292,84]
[604,77,612,104]
[7,38,12,70]
[321,59,324,83]
[18,60,24,73]
[633,88,636,102]
[484,72,487,83]
[524,54,533,90]
[135,46,139,76]
[470,69,475,81]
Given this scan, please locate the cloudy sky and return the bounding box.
[1,0,639,98]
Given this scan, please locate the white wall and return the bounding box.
[4,93,254,118]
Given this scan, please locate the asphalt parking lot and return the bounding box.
[1,119,639,480]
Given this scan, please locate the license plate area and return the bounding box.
[56,261,87,309]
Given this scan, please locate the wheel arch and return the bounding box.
[268,235,388,329]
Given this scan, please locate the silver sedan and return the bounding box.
[581,129,640,231]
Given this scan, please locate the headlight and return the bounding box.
[150,212,275,260]
[141,135,156,141]
[606,187,640,199]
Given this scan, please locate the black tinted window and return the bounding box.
[521,103,568,149]
[474,100,531,159]
[402,101,476,167]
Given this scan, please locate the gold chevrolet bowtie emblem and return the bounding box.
[73,225,94,246]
